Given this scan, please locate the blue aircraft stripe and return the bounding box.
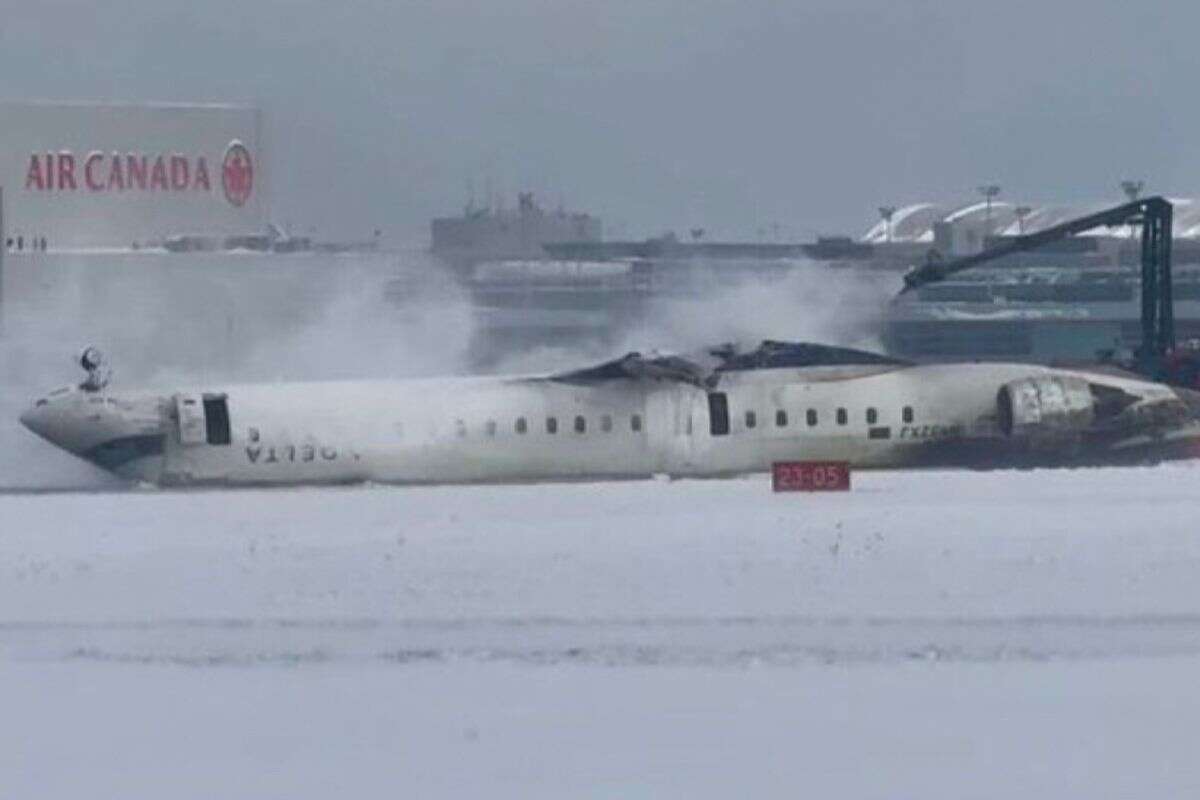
[82,434,165,470]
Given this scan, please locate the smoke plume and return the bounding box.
[1,251,886,489]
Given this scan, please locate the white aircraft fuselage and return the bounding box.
[19,342,1200,487]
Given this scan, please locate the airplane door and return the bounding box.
[707,392,730,436]
[646,385,706,475]
[174,393,207,445]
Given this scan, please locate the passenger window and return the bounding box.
[903,406,914,424]
[515,417,528,434]
[745,411,757,429]
[546,416,558,434]
[775,409,787,427]
[601,414,613,432]
[485,420,497,437]
[806,409,817,427]
[631,414,643,432]
[574,415,586,434]
[866,408,877,425]
[836,408,847,426]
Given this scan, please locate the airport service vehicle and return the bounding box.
[19,340,1200,487]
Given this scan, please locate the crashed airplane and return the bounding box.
[18,341,1200,487]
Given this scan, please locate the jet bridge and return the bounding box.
[900,196,1178,379]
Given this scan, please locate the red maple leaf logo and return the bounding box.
[222,141,254,207]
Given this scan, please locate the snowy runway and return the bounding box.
[8,658,1200,799]
[4,466,1200,796]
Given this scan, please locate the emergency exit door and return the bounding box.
[707,392,730,436]
[174,393,206,445]
[173,392,231,446]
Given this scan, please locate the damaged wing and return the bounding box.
[542,340,911,389]
[546,351,716,389]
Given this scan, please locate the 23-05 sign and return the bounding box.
[772,461,851,492]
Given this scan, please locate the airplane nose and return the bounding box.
[18,394,97,459]
[19,403,49,437]
[18,395,88,455]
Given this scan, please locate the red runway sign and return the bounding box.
[772,461,851,492]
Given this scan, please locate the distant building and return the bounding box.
[861,198,1200,263]
[431,191,601,266]
[0,101,266,250]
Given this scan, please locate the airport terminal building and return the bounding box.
[0,101,266,250]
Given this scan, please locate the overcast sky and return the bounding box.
[2,0,1196,243]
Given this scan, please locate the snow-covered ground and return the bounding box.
[4,467,1200,797]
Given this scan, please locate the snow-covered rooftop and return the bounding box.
[862,198,1200,242]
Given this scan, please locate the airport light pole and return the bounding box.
[1014,205,1032,235]
[878,206,897,243]
[977,184,1001,236]
[1012,204,1033,267]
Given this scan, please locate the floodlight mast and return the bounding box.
[878,206,897,243]
[977,184,1001,233]
[899,197,1175,375]
[1014,205,1032,235]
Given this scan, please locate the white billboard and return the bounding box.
[1,101,265,249]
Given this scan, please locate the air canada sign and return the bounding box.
[22,139,254,207]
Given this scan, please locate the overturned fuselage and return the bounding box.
[19,342,1200,487]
